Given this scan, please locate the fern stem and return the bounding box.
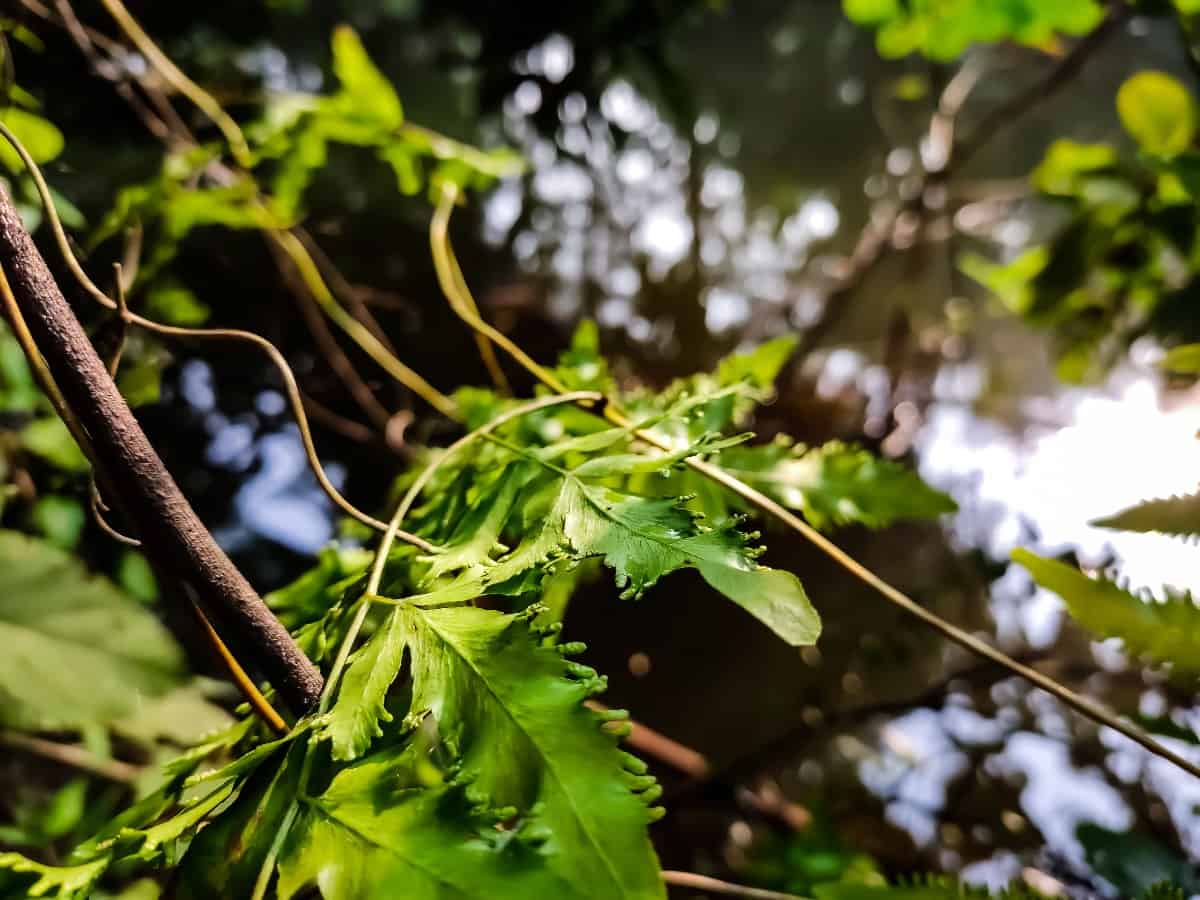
[429,191,1200,783]
[95,0,253,168]
[431,186,573,396]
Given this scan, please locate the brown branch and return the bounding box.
[295,229,401,358]
[0,730,141,784]
[0,185,323,714]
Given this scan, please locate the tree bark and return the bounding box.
[0,186,323,713]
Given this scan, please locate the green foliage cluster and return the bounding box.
[842,0,1105,60]
[963,69,1200,381]
[0,322,954,898]
[88,27,520,299]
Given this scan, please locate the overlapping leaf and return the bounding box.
[402,604,665,899]
[0,530,185,730]
[276,744,579,900]
[1014,549,1200,673]
[719,439,956,531]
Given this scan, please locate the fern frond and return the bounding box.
[1092,489,1200,538]
[1014,549,1200,673]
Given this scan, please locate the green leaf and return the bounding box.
[1031,140,1118,195]
[112,682,233,746]
[1091,490,1200,537]
[321,607,408,760]
[842,0,900,26]
[487,470,820,645]
[145,281,210,326]
[720,440,956,530]
[716,335,797,390]
[555,319,614,393]
[116,551,158,602]
[0,530,184,729]
[176,750,299,898]
[1161,343,1200,374]
[21,417,89,472]
[423,461,531,581]
[1117,72,1197,158]
[0,854,106,899]
[959,247,1049,316]
[31,495,85,550]
[1078,823,1200,898]
[846,0,1104,61]
[265,544,372,628]
[0,108,64,173]
[277,743,580,900]
[401,604,665,898]
[1013,549,1200,673]
[0,325,37,413]
[330,26,403,129]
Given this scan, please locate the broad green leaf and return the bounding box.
[321,607,407,760]
[562,481,818,643]
[1078,824,1200,899]
[1091,490,1200,537]
[403,604,665,899]
[1117,72,1197,158]
[0,326,37,413]
[330,26,403,129]
[442,430,820,645]
[277,743,580,900]
[0,530,184,730]
[112,682,233,746]
[0,108,64,173]
[959,247,1049,316]
[1014,549,1200,673]
[21,417,89,472]
[116,551,158,602]
[1161,343,1200,374]
[720,440,956,531]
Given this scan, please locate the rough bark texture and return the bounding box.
[0,186,323,713]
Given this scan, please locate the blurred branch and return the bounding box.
[299,390,379,446]
[266,236,395,431]
[951,5,1131,170]
[796,5,1128,358]
[295,229,401,358]
[0,731,141,784]
[661,871,807,899]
